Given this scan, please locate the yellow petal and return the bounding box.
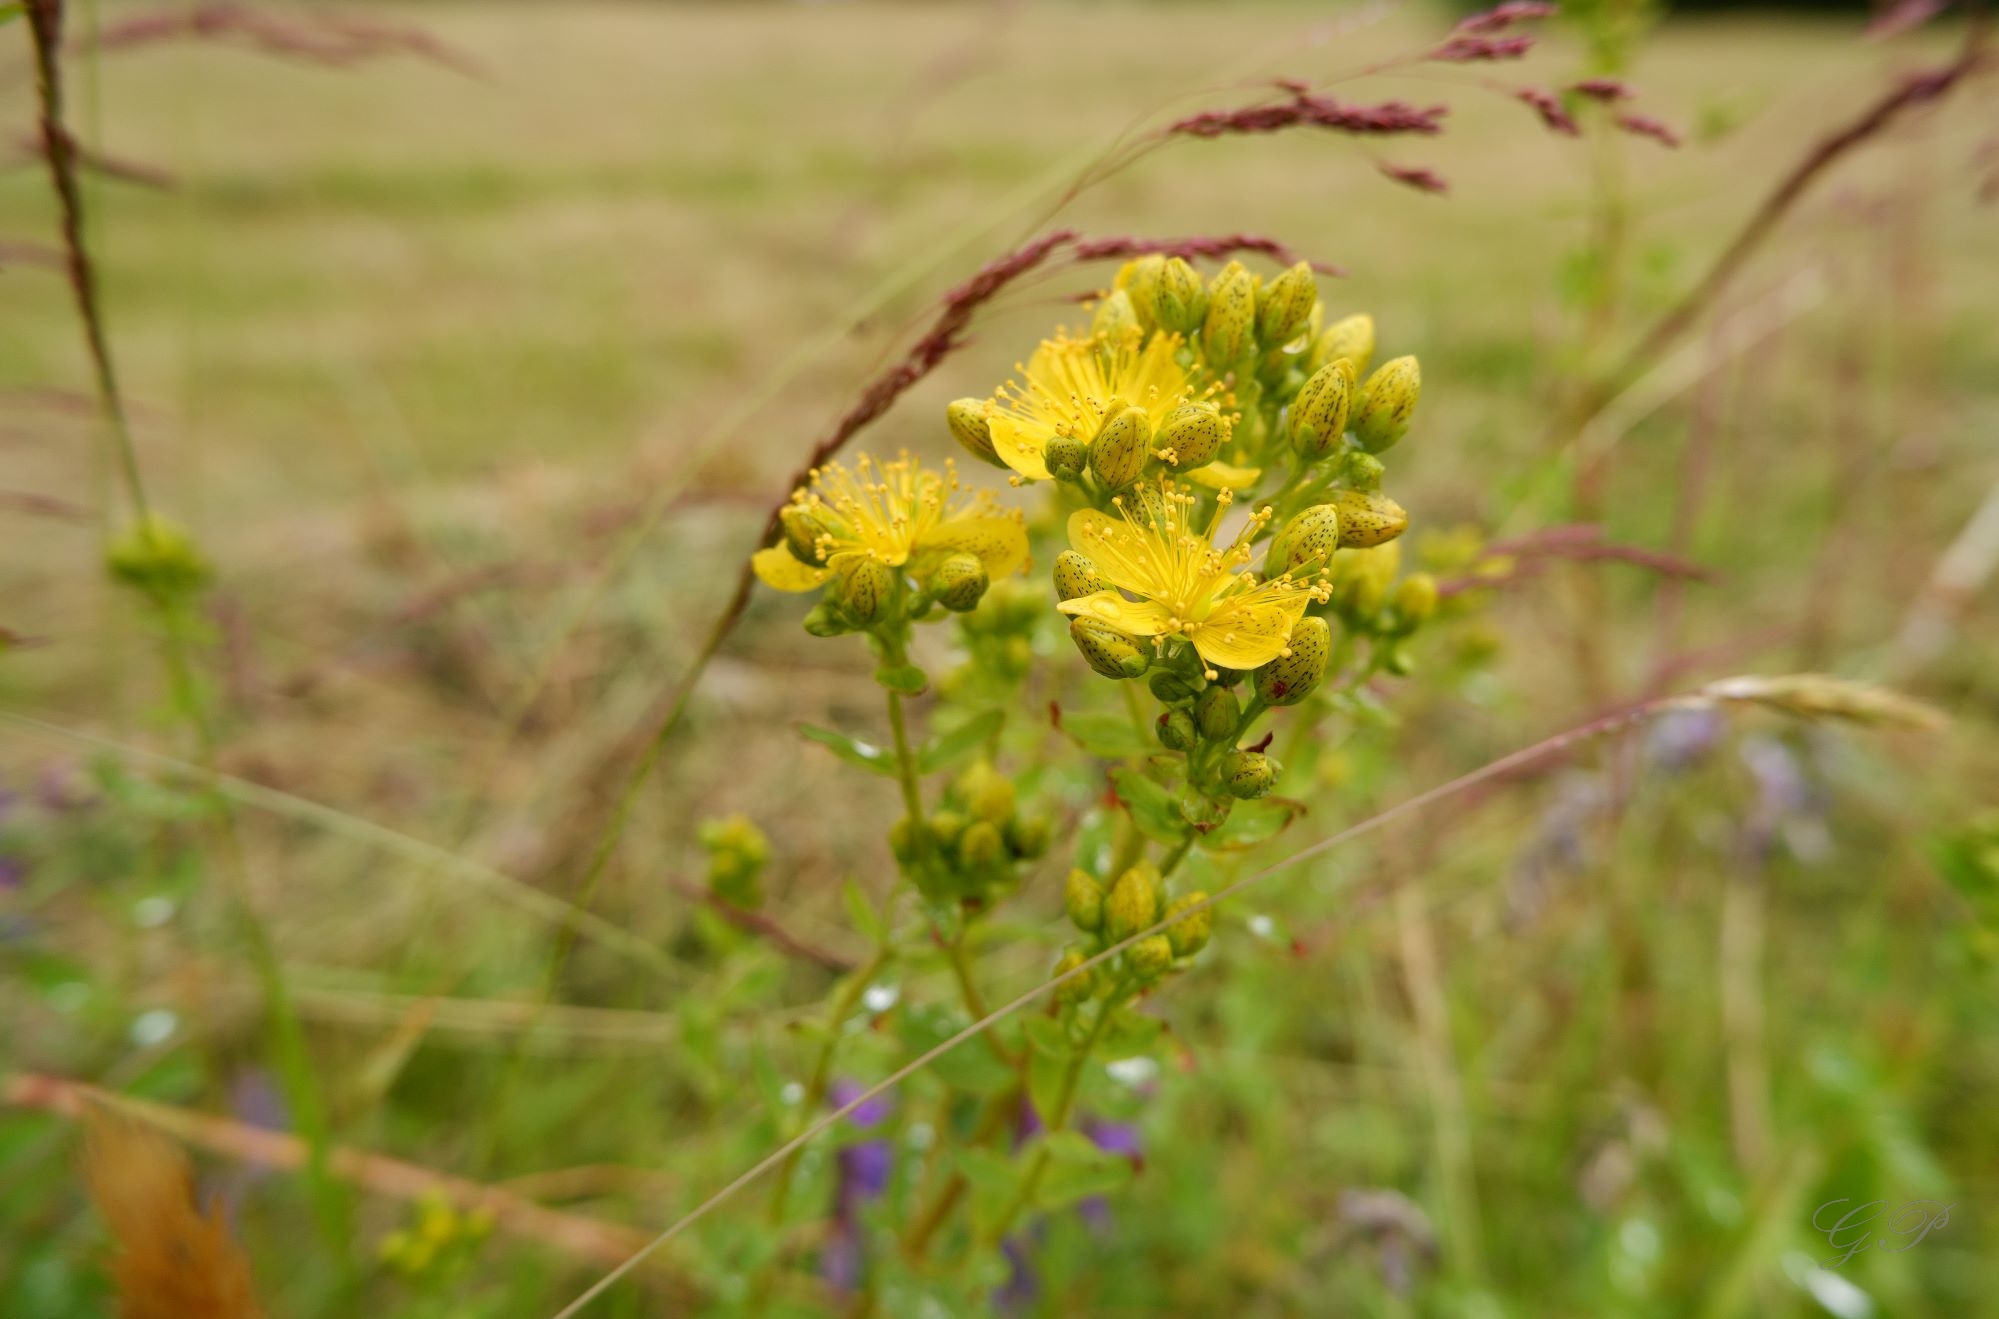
[1190,595,1309,670]
[752,545,831,592]
[922,515,1029,580]
[988,414,1051,482]
[1065,508,1154,596]
[1182,460,1262,491]
[1056,592,1173,638]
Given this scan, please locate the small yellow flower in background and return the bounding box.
[1056,482,1330,677]
[752,452,1028,594]
[981,327,1217,482]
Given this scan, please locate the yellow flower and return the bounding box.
[983,328,1213,482]
[1056,483,1330,677]
[752,452,1028,593]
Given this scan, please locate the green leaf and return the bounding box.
[874,663,928,695]
[1108,767,1185,845]
[918,708,1004,774]
[1023,1015,1077,1060]
[1098,1007,1164,1058]
[797,723,896,776]
[1204,795,1306,849]
[842,877,885,944]
[1061,711,1152,759]
[897,1002,1015,1095]
[1024,1016,1080,1123]
[1035,1129,1134,1210]
[956,1147,1022,1237]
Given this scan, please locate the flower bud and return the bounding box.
[926,809,968,852]
[946,398,1005,468]
[1341,451,1385,492]
[1255,261,1317,348]
[957,761,1016,827]
[837,558,896,623]
[1311,312,1376,379]
[1331,542,1400,618]
[1089,406,1152,490]
[1202,261,1258,366]
[1148,671,1199,703]
[1091,289,1141,341]
[1054,948,1095,1006]
[802,603,848,638]
[1353,356,1421,453]
[1194,685,1240,741]
[1330,489,1409,548]
[107,515,212,601]
[1253,616,1332,706]
[1268,503,1343,576]
[1121,479,1169,533]
[1045,433,1089,481]
[1220,749,1280,799]
[1117,255,1167,328]
[1103,867,1161,942]
[1053,549,1114,602]
[1288,358,1355,458]
[1157,708,1197,752]
[780,503,832,566]
[1126,934,1176,982]
[1070,617,1147,679]
[931,552,989,612]
[698,814,770,909]
[1065,868,1105,933]
[1152,256,1208,334]
[1006,815,1051,859]
[957,819,1006,870]
[1163,892,1214,957]
[1155,402,1228,470]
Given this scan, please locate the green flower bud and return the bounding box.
[1289,358,1355,458]
[1153,256,1208,334]
[1268,504,1343,577]
[1092,289,1141,341]
[888,817,918,864]
[1220,749,1280,799]
[1311,312,1376,378]
[1163,892,1214,958]
[1392,572,1439,629]
[930,552,989,612]
[1070,617,1147,679]
[1157,708,1197,752]
[1148,670,1199,704]
[1103,867,1161,942]
[1194,685,1240,741]
[1065,868,1105,933]
[698,814,770,909]
[946,398,1005,468]
[957,761,1016,828]
[1202,261,1259,367]
[1156,402,1228,471]
[1253,616,1332,706]
[1329,489,1409,549]
[1126,935,1176,982]
[1090,405,1152,490]
[1119,254,1167,329]
[780,503,832,566]
[1045,433,1089,482]
[106,515,210,600]
[1255,261,1317,348]
[1385,642,1417,676]
[1005,815,1050,859]
[801,603,848,638]
[1332,542,1399,618]
[1353,356,1421,453]
[957,819,1006,870]
[1341,451,1386,492]
[837,558,896,623]
[1054,948,1095,1006]
[1053,549,1114,602]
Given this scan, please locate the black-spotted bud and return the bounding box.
[1070,618,1147,679]
[1090,406,1152,489]
[1148,671,1199,704]
[1256,261,1317,347]
[1392,572,1439,629]
[1311,312,1376,378]
[1103,866,1161,942]
[1126,934,1175,982]
[1119,254,1166,328]
[1153,256,1207,334]
[1121,479,1169,534]
[1163,893,1214,957]
[1046,434,1089,481]
[1353,356,1421,453]
[1156,402,1228,470]
[1253,616,1331,706]
[838,558,896,623]
[780,504,833,566]
[931,553,989,612]
[1194,686,1240,741]
[1054,948,1095,1005]
[1053,549,1114,602]
[1268,504,1343,576]
[1330,489,1409,548]
[1065,868,1105,933]
[1220,749,1279,799]
[1092,289,1141,341]
[1157,708,1197,752]
[957,819,1006,870]
[946,398,1004,468]
[1202,261,1258,366]
[1289,358,1355,458]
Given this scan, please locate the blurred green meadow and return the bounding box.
[3,1,1997,1316]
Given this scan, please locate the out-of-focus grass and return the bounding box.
[2,3,1996,1316]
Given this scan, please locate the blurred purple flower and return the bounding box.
[822,1080,896,1293]
[1645,705,1726,775]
